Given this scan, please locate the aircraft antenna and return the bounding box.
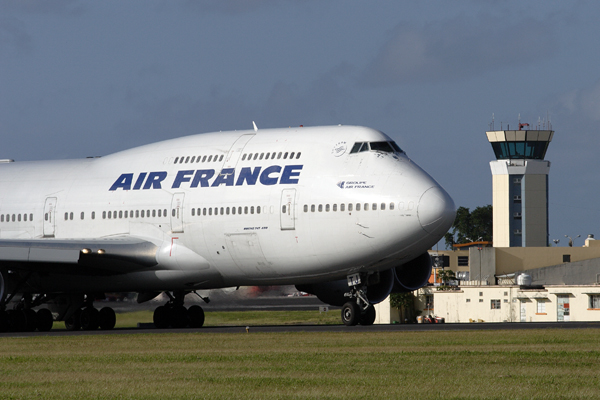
[252,121,258,132]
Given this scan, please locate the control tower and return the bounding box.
[486,126,553,247]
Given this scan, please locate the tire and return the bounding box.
[7,309,27,332]
[341,302,360,326]
[359,304,376,326]
[36,308,54,332]
[80,307,100,330]
[24,309,38,332]
[153,305,170,329]
[187,305,205,328]
[65,309,82,331]
[171,305,189,329]
[98,307,116,330]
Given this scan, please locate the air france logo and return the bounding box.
[109,165,303,191]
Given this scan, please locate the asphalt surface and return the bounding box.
[2,293,600,337]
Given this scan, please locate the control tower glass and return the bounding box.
[486,130,553,160]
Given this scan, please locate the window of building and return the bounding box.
[466,299,471,303]
[537,300,546,313]
[458,256,469,267]
[589,295,600,309]
[491,299,501,309]
[424,295,434,310]
[563,254,571,263]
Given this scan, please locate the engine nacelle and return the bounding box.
[296,268,395,307]
[392,252,432,293]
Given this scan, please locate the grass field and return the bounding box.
[1,327,600,399]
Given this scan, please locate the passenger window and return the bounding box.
[30,213,33,221]
[372,203,377,211]
[247,153,252,160]
[103,211,107,219]
[185,156,190,163]
[108,211,112,219]
[311,204,315,212]
[282,205,286,213]
[296,152,301,159]
[18,214,21,222]
[192,208,195,216]
[203,208,207,216]
[347,203,352,212]
[208,155,213,162]
[326,204,330,212]
[277,152,282,159]
[356,204,361,211]
[81,212,85,220]
[242,154,247,161]
[265,152,270,159]
[45,213,48,221]
[219,155,224,161]
[158,209,161,217]
[221,207,224,215]
[390,202,395,210]
[271,153,277,159]
[92,212,96,220]
[259,153,264,160]
[318,205,323,212]
[250,206,254,214]
[284,152,288,159]
[119,211,123,219]
[64,212,68,220]
[364,203,369,211]
[304,205,308,212]
[190,156,196,163]
[232,207,236,215]
[238,207,242,214]
[257,206,261,214]
[244,206,248,214]
[164,209,167,216]
[226,207,230,215]
[209,208,213,216]
[70,212,73,220]
[202,156,207,162]
[12,214,15,222]
[253,154,258,160]
[381,203,386,211]
[135,210,139,218]
[23,214,27,222]
[174,157,179,163]
[1,215,4,222]
[333,204,337,212]
[290,152,295,159]
[340,204,345,212]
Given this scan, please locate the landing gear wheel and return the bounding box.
[153,305,170,329]
[65,309,82,331]
[187,305,205,328]
[7,310,27,332]
[341,301,361,326]
[98,307,116,330]
[359,304,376,326]
[80,307,100,330]
[171,305,189,328]
[24,309,38,332]
[36,308,54,332]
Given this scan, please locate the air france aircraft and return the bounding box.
[0,124,455,331]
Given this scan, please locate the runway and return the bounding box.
[2,293,600,338]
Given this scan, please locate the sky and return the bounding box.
[1,0,599,248]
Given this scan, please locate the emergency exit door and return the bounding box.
[280,189,296,230]
[171,193,185,233]
[43,197,57,237]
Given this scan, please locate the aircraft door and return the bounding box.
[222,134,255,169]
[43,197,57,237]
[171,193,185,233]
[280,189,296,230]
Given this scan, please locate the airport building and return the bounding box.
[375,122,600,324]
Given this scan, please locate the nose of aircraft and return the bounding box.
[417,186,456,237]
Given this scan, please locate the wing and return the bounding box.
[0,236,158,276]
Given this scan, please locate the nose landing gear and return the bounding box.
[341,273,377,326]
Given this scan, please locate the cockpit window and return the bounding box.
[350,141,404,154]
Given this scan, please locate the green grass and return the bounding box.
[1,329,600,399]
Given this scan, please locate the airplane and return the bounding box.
[0,124,455,331]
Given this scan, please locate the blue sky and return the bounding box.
[1,0,599,247]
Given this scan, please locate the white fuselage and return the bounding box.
[0,125,455,294]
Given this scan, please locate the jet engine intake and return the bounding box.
[392,252,432,293]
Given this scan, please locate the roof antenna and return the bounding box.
[252,121,258,132]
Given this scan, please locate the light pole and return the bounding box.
[565,234,580,247]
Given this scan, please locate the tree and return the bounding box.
[444,205,492,249]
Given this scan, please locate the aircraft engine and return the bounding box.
[392,252,432,293]
[295,268,395,307]
[296,253,432,306]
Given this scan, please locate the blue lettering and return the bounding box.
[143,171,167,189]
[280,165,303,184]
[191,169,215,188]
[172,170,195,189]
[133,172,147,190]
[109,173,133,191]
[235,167,261,186]
[259,165,281,186]
[212,168,235,187]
